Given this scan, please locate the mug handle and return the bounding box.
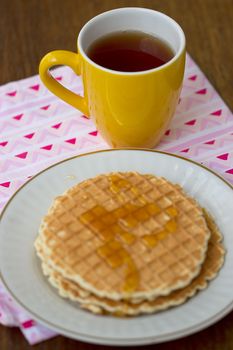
[39,50,89,116]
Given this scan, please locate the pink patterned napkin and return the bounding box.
[0,54,232,344]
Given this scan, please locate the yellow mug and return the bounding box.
[39,8,185,148]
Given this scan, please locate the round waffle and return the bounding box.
[35,172,211,301]
[35,209,224,315]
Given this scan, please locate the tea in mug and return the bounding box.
[87,30,174,72]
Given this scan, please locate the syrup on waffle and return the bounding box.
[35,208,225,315]
[35,172,212,302]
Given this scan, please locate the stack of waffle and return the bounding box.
[35,172,225,316]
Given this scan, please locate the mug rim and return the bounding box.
[77,7,186,76]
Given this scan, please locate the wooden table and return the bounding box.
[0,0,232,349]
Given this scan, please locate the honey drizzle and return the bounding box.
[80,203,139,292]
[80,174,178,293]
[109,174,129,193]
[142,219,177,248]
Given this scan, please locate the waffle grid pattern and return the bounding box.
[38,172,211,300]
[35,208,225,315]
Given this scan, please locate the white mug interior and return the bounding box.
[78,7,185,73]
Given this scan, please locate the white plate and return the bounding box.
[0,149,233,346]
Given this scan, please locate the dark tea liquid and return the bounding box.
[87,31,174,72]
